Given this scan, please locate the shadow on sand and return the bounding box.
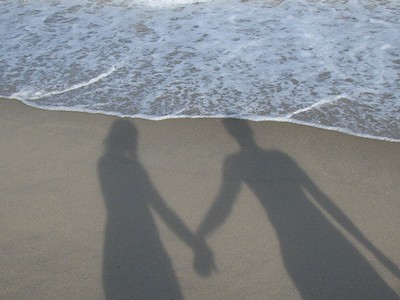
[197,119,400,299]
[98,120,211,299]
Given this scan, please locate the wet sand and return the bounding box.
[1,98,399,299]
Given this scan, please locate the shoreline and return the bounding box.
[3,97,399,143]
[1,98,399,299]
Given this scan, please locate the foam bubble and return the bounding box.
[111,0,214,8]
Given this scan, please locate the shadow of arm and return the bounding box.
[150,191,200,249]
[197,158,241,238]
[301,171,400,278]
[149,186,216,275]
[192,159,241,275]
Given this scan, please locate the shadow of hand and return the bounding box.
[193,240,217,276]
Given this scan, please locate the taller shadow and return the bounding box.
[98,120,209,299]
[197,119,399,299]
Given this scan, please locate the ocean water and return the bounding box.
[1,0,399,141]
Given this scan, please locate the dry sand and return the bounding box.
[1,98,399,299]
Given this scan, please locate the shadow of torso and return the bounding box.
[98,153,183,300]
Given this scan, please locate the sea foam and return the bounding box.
[1,0,400,141]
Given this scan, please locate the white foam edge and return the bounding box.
[285,95,347,118]
[1,97,399,143]
[111,0,214,9]
[9,64,121,100]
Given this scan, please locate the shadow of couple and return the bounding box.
[98,119,400,300]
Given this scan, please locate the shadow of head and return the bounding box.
[104,120,138,159]
[223,118,256,148]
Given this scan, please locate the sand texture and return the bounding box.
[1,99,399,299]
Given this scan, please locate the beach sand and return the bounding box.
[1,98,399,299]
